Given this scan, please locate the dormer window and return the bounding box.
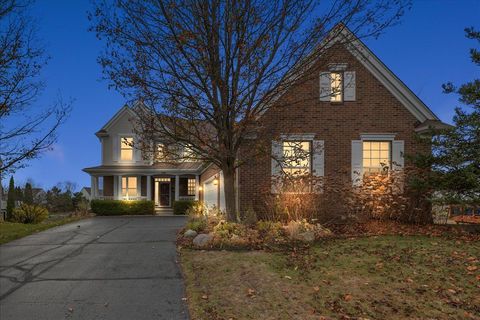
[120,137,134,161]
[330,72,343,102]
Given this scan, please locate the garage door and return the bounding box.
[203,179,218,208]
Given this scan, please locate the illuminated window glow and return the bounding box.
[331,72,343,102]
[187,178,196,196]
[282,141,311,176]
[120,137,134,161]
[363,141,391,174]
[121,176,137,197]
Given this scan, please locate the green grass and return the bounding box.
[0,216,83,245]
[180,236,480,320]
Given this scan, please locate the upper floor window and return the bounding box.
[282,141,311,176]
[183,144,196,161]
[363,141,390,174]
[120,137,134,161]
[155,143,165,162]
[330,72,343,102]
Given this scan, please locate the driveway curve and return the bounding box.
[0,216,189,320]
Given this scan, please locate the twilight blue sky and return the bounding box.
[8,0,480,191]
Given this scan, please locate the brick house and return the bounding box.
[83,25,448,214]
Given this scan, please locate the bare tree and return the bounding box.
[0,0,70,175]
[90,0,409,221]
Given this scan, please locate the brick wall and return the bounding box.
[238,43,430,214]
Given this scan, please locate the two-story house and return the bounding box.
[83,25,449,215]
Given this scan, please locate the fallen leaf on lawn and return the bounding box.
[202,295,208,300]
[476,275,480,281]
[67,307,74,313]
[405,278,414,283]
[343,294,353,302]
[313,286,320,292]
[246,288,256,297]
[447,289,456,294]
[466,265,478,272]
[284,275,292,280]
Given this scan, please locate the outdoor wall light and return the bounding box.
[198,186,203,191]
[213,178,219,185]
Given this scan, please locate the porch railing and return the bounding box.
[178,195,196,201]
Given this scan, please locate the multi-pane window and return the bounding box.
[155,143,165,162]
[330,72,343,102]
[282,141,311,176]
[120,137,134,161]
[363,141,391,174]
[183,144,195,161]
[187,178,196,196]
[121,176,137,197]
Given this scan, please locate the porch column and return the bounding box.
[90,176,97,200]
[113,175,118,200]
[195,175,200,200]
[175,175,180,201]
[146,175,152,200]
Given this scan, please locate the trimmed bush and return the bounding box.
[173,200,199,215]
[91,200,155,216]
[12,204,49,224]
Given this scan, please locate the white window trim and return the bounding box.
[328,63,347,71]
[360,133,396,141]
[121,176,138,199]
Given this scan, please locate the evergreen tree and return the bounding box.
[15,186,23,202]
[421,27,480,204]
[24,182,34,205]
[6,176,15,220]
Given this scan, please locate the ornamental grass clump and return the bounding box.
[12,204,49,224]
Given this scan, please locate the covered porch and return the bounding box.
[89,174,200,207]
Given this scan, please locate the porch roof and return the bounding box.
[83,162,204,175]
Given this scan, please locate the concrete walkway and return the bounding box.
[0,216,189,320]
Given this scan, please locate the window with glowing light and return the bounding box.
[187,178,196,196]
[120,137,134,161]
[330,72,343,102]
[121,176,137,197]
[155,143,165,162]
[282,141,311,176]
[363,141,391,174]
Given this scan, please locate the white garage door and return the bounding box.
[203,179,218,208]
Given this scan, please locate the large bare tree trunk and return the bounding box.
[222,166,237,222]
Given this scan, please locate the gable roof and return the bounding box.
[325,25,439,122]
[95,104,139,137]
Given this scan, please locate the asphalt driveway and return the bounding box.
[0,216,189,320]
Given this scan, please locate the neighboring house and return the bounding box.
[32,188,47,205]
[80,187,92,201]
[83,25,448,213]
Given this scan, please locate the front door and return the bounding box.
[159,182,171,207]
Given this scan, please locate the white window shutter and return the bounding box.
[112,135,119,162]
[312,140,325,193]
[271,140,283,193]
[351,140,363,186]
[344,71,356,101]
[134,136,142,162]
[319,72,331,101]
[392,140,405,170]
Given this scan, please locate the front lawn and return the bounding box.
[180,235,480,319]
[0,216,83,245]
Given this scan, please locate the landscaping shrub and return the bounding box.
[185,201,208,217]
[173,200,199,215]
[186,218,207,232]
[91,200,154,215]
[12,204,49,224]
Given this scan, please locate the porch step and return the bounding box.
[155,207,174,215]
